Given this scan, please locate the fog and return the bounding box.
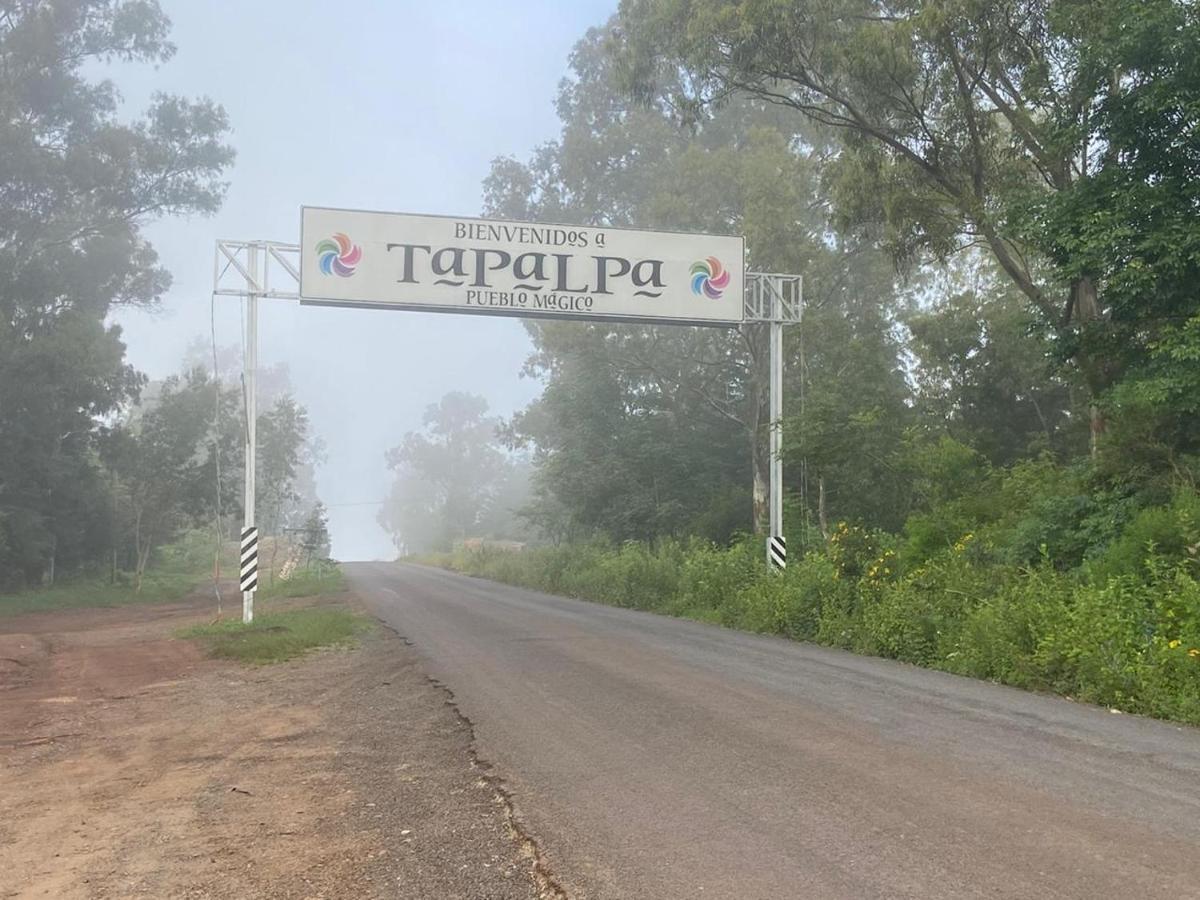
[111,0,615,559]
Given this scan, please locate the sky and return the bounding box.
[110,0,618,559]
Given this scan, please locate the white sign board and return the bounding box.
[299,207,745,325]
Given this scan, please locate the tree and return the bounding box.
[299,503,331,566]
[182,342,326,539]
[0,1,233,586]
[105,369,238,590]
[905,256,1085,466]
[616,0,1200,453]
[504,323,751,542]
[258,396,310,536]
[379,393,513,554]
[486,20,908,540]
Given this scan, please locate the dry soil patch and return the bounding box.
[0,591,547,899]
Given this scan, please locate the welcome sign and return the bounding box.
[299,207,745,325]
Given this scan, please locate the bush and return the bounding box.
[425,516,1200,726]
[947,569,1067,687]
[741,553,840,640]
[1086,488,1200,582]
[1035,562,1200,719]
[677,539,763,624]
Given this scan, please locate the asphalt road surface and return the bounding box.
[348,562,1200,900]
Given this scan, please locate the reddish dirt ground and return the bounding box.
[0,591,550,899]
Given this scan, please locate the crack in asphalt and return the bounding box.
[428,674,573,900]
[372,619,571,900]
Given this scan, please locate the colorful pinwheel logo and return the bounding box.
[316,233,362,277]
[690,257,730,299]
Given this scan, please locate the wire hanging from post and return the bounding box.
[209,290,223,618]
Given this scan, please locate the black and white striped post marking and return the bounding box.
[240,526,259,594]
[768,535,787,570]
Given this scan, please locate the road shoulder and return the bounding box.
[0,590,552,899]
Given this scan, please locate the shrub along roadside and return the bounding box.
[0,529,231,618]
[0,529,343,618]
[0,571,205,618]
[425,537,1200,726]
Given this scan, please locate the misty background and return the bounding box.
[109,0,615,559]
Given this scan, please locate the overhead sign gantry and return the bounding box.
[298,207,746,325]
[215,208,799,623]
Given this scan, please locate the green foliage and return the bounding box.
[432,491,1200,724]
[676,539,763,621]
[298,504,332,566]
[0,529,222,617]
[0,1,233,588]
[618,0,1200,451]
[379,392,523,554]
[0,570,199,618]
[1101,314,1200,472]
[258,562,345,601]
[1014,1,1200,398]
[948,570,1067,688]
[104,369,240,586]
[1086,489,1200,583]
[906,277,1085,465]
[179,606,369,665]
[258,396,311,536]
[740,553,842,641]
[486,20,907,543]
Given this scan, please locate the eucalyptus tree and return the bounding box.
[0,1,233,585]
[486,21,908,540]
[105,370,239,590]
[616,0,1200,456]
[379,393,513,554]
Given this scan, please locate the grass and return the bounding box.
[0,533,343,618]
[178,605,370,665]
[257,564,346,600]
[0,529,236,618]
[0,571,206,618]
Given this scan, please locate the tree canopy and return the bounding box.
[616,0,1200,451]
[1,1,233,587]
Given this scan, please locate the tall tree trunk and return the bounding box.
[1071,276,1106,459]
[752,437,769,535]
[133,508,149,594]
[743,322,770,534]
[817,476,829,540]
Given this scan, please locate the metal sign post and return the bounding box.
[745,276,802,570]
[770,308,785,570]
[215,240,300,623]
[215,221,800,583]
[240,244,259,622]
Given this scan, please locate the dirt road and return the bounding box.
[350,562,1200,900]
[0,592,551,899]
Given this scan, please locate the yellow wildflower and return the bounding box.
[1169,639,1182,649]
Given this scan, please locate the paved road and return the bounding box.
[348,562,1200,900]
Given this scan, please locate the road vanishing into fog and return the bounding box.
[347,562,1200,900]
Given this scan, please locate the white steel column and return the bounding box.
[768,278,784,561]
[242,244,259,623]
